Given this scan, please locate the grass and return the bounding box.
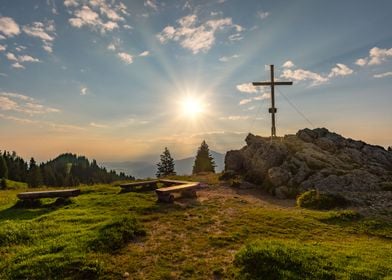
[0,176,391,279]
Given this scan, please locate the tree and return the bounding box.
[156,147,176,178]
[388,146,392,152]
[27,157,42,188]
[192,140,215,174]
[0,155,8,179]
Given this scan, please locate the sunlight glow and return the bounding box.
[180,96,205,119]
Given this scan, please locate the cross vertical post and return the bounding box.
[252,64,293,139]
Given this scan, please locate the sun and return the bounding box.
[179,96,205,119]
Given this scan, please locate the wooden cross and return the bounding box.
[252,64,293,138]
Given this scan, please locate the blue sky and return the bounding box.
[0,0,391,162]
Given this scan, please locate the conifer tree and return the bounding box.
[156,147,176,178]
[27,157,43,188]
[192,140,215,174]
[0,155,8,179]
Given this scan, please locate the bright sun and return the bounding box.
[180,96,205,119]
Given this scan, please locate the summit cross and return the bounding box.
[252,64,293,138]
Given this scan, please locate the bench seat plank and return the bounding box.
[155,183,200,194]
[17,189,81,200]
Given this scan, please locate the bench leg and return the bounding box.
[181,189,197,198]
[157,193,174,203]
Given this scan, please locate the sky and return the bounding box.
[0,0,391,163]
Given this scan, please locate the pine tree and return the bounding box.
[156,147,176,178]
[27,157,42,188]
[0,155,8,179]
[192,140,215,174]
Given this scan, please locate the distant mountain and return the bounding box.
[101,151,225,179]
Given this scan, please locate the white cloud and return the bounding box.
[328,63,353,78]
[282,60,295,68]
[23,21,56,53]
[220,115,250,120]
[281,68,328,85]
[228,33,243,41]
[117,52,133,64]
[144,0,158,11]
[253,93,270,100]
[64,0,79,7]
[0,17,20,37]
[18,55,40,63]
[239,98,252,105]
[107,43,116,50]
[355,47,392,66]
[257,11,270,20]
[236,83,257,93]
[68,1,128,33]
[90,122,108,128]
[219,54,239,62]
[139,50,150,57]
[157,14,242,54]
[6,52,40,68]
[355,58,368,66]
[373,71,392,78]
[123,24,132,29]
[0,44,6,52]
[81,87,88,95]
[0,34,6,40]
[6,52,17,61]
[0,92,60,114]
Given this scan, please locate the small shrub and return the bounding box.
[297,190,348,210]
[234,241,337,280]
[91,216,146,252]
[322,210,361,222]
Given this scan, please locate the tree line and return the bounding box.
[0,151,134,188]
[156,140,216,177]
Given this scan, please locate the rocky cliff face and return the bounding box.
[225,128,392,210]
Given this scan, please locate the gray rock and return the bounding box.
[224,127,392,208]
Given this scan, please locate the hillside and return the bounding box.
[102,151,224,179]
[0,175,391,279]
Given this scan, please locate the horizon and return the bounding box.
[1,0,392,162]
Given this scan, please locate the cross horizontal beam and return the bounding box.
[252,81,293,86]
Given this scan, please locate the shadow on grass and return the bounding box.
[0,198,74,221]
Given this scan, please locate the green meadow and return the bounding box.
[0,175,391,279]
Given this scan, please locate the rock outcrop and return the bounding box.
[225,128,392,210]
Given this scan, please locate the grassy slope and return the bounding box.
[0,175,391,279]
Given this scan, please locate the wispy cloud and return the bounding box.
[282,60,295,68]
[0,92,60,115]
[144,0,158,11]
[356,47,392,66]
[23,20,56,53]
[6,52,40,69]
[373,71,392,78]
[219,54,239,62]
[157,14,243,54]
[328,63,353,78]
[239,98,252,105]
[67,1,129,33]
[220,115,250,120]
[139,50,150,57]
[236,83,258,93]
[0,17,20,37]
[0,44,6,52]
[257,10,270,20]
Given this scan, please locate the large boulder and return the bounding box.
[224,128,392,209]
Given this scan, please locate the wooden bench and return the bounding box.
[119,180,159,192]
[156,179,201,203]
[17,189,81,200]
